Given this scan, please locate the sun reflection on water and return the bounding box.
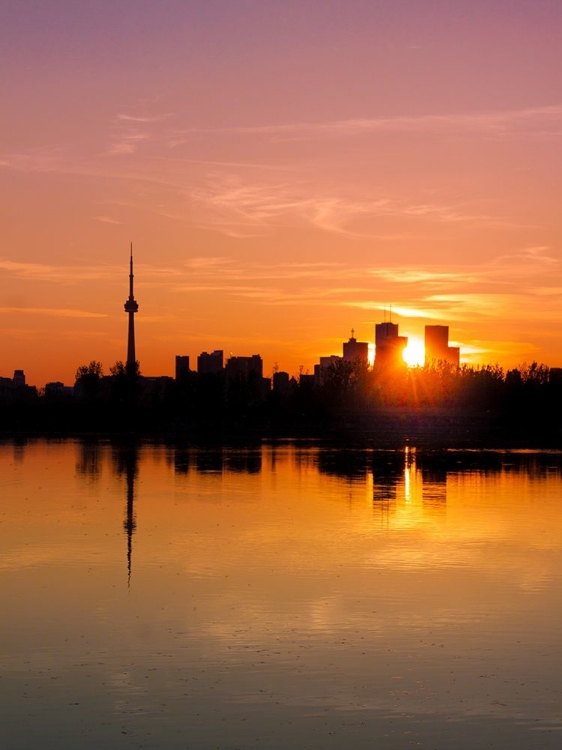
[1,441,562,749]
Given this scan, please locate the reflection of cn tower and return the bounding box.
[122,450,138,588]
[124,243,139,376]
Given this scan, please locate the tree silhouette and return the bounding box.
[75,360,104,400]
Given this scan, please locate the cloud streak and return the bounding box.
[95,215,122,225]
[0,115,537,240]
[186,176,516,238]
[0,307,107,318]
[117,113,172,123]
[176,105,562,140]
[0,258,119,283]
[108,132,150,155]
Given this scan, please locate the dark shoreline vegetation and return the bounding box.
[2,359,562,447]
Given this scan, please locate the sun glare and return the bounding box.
[403,337,425,367]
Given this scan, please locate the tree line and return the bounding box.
[1,357,561,443]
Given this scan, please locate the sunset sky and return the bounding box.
[2,1,562,385]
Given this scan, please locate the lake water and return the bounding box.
[1,440,561,749]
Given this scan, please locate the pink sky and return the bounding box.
[2,1,562,385]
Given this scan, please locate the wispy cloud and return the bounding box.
[0,258,119,283]
[343,301,443,319]
[174,262,359,285]
[462,340,540,360]
[107,111,173,156]
[0,147,68,173]
[182,256,234,270]
[1,101,558,246]
[151,155,293,172]
[533,287,562,296]
[492,245,559,268]
[172,284,279,296]
[187,176,513,237]
[117,113,172,123]
[0,151,521,237]
[0,131,530,239]
[368,247,559,290]
[176,105,562,140]
[2,243,558,308]
[422,291,562,323]
[108,132,150,155]
[369,268,486,285]
[95,215,122,225]
[0,306,107,318]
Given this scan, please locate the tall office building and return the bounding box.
[424,325,460,368]
[343,330,369,362]
[375,322,408,368]
[225,354,263,379]
[124,244,139,374]
[197,350,224,374]
[175,356,190,380]
[13,370,26,387]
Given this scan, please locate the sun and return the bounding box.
[403,336,425,367]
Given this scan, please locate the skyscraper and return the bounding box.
[197,350,224,374]
[124,244,139,375]
[375,322,408,369]
[175,355,190,380]
[424,325,460,368]
[343,329,369,362]
[225,354,263,379]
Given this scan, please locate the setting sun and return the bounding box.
[403,336,425,367]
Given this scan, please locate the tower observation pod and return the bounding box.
[124,243,139,374]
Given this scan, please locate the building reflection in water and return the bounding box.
[314,446,449,521]
[174,449,190,475]
[65,442,562,597]
[76,441,102,481]
[372,450,406,504]
[172,447,263,476]
[194,449,224,475]
[224,450,262,474]
[12,437,28,464]
[372,448,448,519]
[97,444,562,587]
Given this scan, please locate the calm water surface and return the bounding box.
[1,440,561,749]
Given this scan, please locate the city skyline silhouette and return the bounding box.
[2,4,562,387]
[1,248,547,391]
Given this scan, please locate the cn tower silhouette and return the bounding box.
[124,243,139,375]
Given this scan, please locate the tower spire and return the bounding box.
[124,243,139,374]
[129,241,134,297]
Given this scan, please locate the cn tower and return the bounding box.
[124,243,139,374]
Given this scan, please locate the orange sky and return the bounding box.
[2,2,562,386]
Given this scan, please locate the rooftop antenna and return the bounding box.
[351,328,355,340]
[389,304,393,323]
